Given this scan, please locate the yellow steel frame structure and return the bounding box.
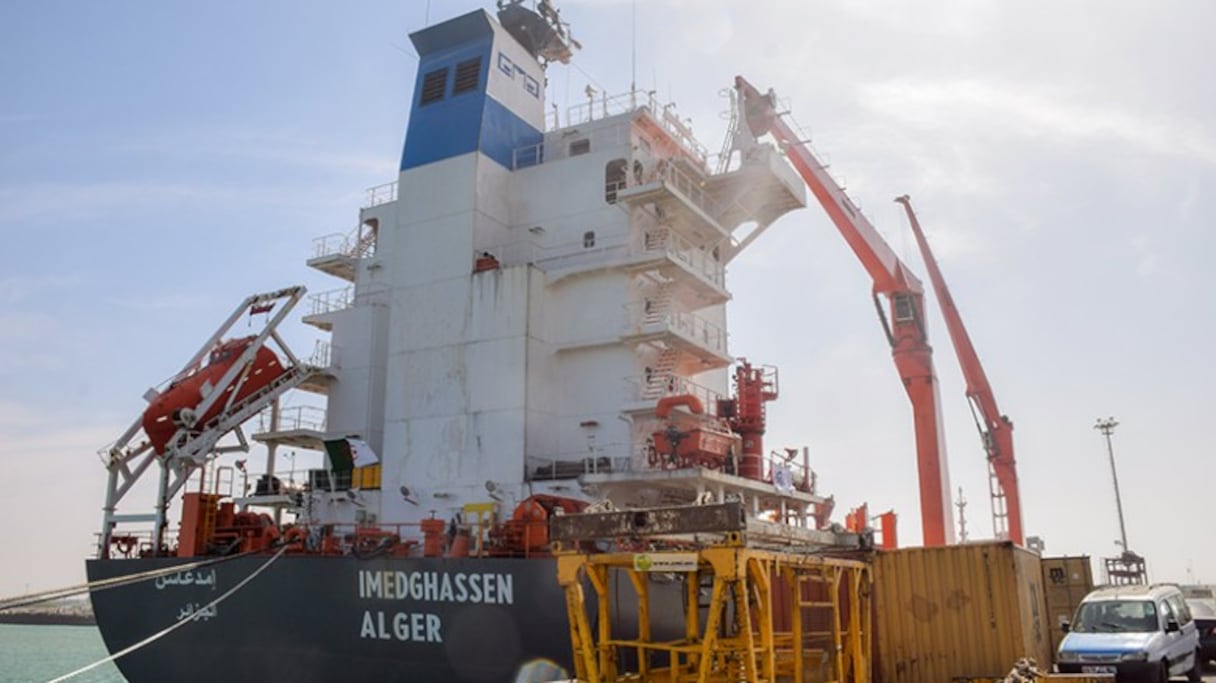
[555,540,872,683]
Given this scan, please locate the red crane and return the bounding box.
[734,77,954,546]
[895,196,1024,545]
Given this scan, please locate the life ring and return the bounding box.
[283,526,309,549]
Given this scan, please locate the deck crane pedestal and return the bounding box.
[896,196,1024,545]
[733,77,955,546]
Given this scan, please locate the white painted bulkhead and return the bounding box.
[325,118,748,527]
[294,9,806,532]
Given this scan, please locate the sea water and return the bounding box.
[0,624,125,683]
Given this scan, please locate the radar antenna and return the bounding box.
[497,0,581,66]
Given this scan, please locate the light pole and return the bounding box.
[1093,417,1128,554]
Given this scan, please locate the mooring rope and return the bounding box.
[45,544,290,683]
[0,548,261,613]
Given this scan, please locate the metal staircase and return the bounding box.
[641,280,674,326]
[642,348,680,400]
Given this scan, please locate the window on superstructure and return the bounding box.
[570,139,590,156]
[453,57,481,95]
[605,159,627,204]
[420,67,449,106]
[583,231,596,248]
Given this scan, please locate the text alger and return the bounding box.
[356,570,516,644]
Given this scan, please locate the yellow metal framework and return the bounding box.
[556,540,872,683]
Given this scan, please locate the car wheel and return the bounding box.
[1158,659,1170,683]
[1186,648,1202,682]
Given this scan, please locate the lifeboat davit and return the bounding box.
[650,394,741,470]
[141,336,285,454]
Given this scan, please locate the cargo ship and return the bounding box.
[85,2,863,681]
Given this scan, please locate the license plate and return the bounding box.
[1082,665,1117,673]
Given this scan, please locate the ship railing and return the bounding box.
[623,302,728,356]
[95,528,173,559]
[309,339,335,368]
[560,90,708,165]
[254,404,327,434]
[761,448,817,494]
[649,159,719,217]
[364,180,397,208]
[632,228,726,289]
[294,521,553,559]
[654,104,710,164]
[311,232,353,259]
[307,286,354,316]
[564,91,706,161]
[525,452,631,481]
[512,121,632,170]
[312,225,377,260]
[266,521,424,556]
[478,232,631,273]
[627,373,725,410]
[165,461,239,499]
[566,89,658,127]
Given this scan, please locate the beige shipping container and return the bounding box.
[1040,556,1095,659]
[873,541,1051,683]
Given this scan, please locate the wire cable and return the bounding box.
[46,545,290,683]
[0,550,262,612]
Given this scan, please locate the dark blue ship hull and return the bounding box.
[87,555,617,682]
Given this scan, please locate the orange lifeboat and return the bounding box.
[142,336,286,454]
[650,394,741,470]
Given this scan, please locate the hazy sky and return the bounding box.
[1,0,1213,598]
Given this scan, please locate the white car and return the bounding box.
[1057,583,1201,682]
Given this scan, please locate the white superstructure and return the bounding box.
[268,8,808,532]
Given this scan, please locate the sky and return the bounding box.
[1,0,1213,598]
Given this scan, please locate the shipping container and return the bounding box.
[873,541,1050,683]
[1040,556,1095,659]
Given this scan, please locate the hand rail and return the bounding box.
[364,181,397,208]
[255,405,327,433]
[633,228,725,289]
[627,373,724,410]
[307,287,353,316]
[624,301,728,355]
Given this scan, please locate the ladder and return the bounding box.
[988,460,1009,540]
[641,280,674,327]
[642,348,680,400]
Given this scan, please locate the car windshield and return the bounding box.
[1073,600,1158,633]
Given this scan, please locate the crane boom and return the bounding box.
[895,196,1024,545]
[734,76,954,546]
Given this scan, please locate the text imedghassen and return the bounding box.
[357,570,514,643]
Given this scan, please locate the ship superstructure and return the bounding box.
[85,5,861,682]
[261,6,816,537]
